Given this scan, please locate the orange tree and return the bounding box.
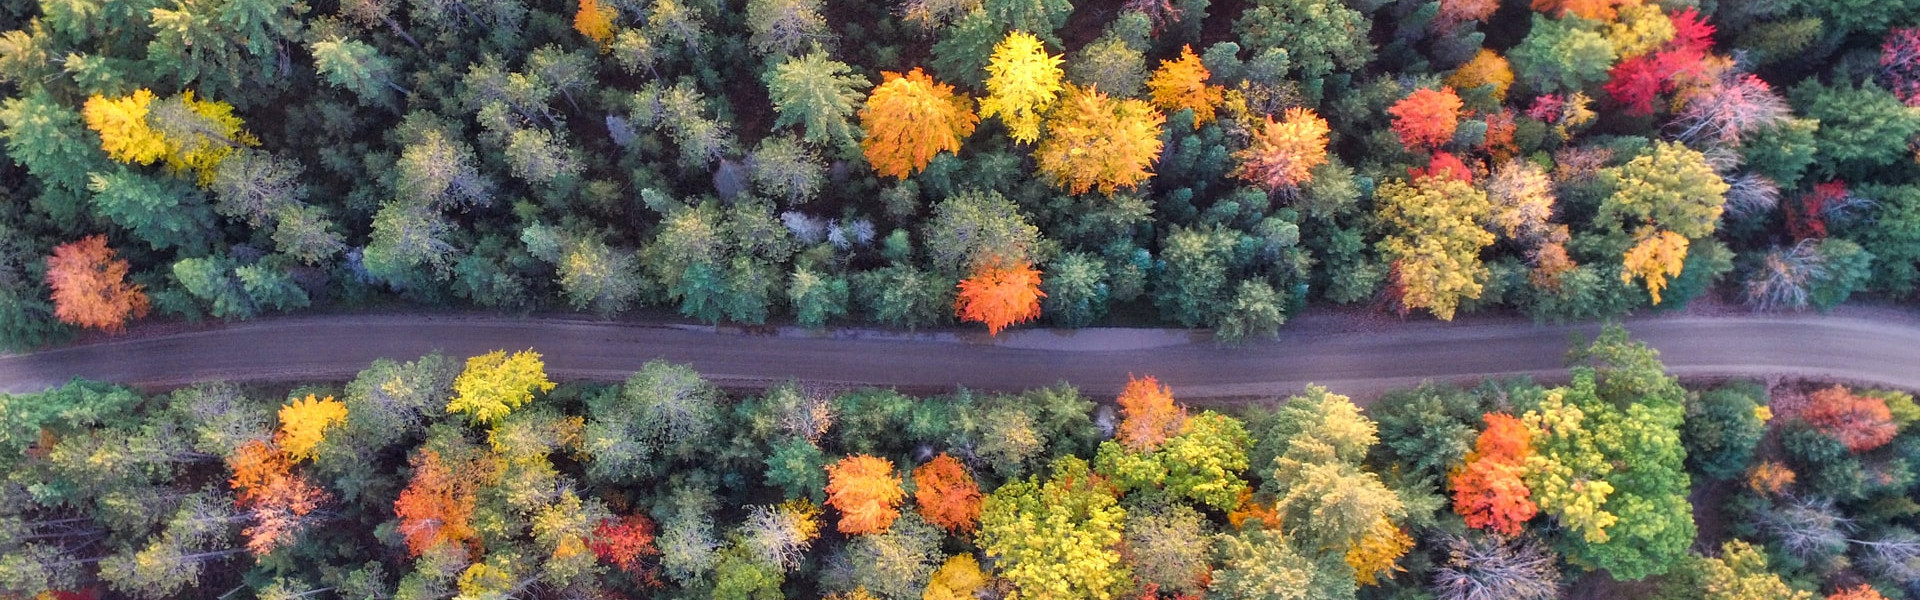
[860,68,978,179]
[824,454,905,534]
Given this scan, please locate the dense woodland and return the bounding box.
[8,0,1920,346]
[1,326,1917,599]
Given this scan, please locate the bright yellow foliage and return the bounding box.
[1607,3,1676,59]
[979,31,1064,144]
[82,90,167,165]
[1621,229,1689,304]
[1375,176,1494,321]
[456,562,514,598]
[82,89,257,185]
[922,554,989,600]
[574,0,619,49]
[447,349,557,426]
[1233,107,1331,191]
[1147,45,1223,127]
[860,68,978,179]
[277,395,348,462]
[1446,50,1515,102]
[1346,516,1414,586]
[780,498,823,542]
[1522,388,1618,543]
[1035,85,1165,195]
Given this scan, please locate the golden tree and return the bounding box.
[1035,84,1166,195]
[81,89,167,165]
[277,395,348,462]
[1146,45,1223,126]
[574,0,619,49]
[824,454,905,534]
[979,31,1064,144]
[1620,229,1688,305]
[1375,176,1495,321]
[44,235,149,333]
[860,67,978,179]
[447,349,557,426]
[1233,107,1331,191]
[955,261,1046,335]
[1446,50,1515,102]
[1346,516,1414,586]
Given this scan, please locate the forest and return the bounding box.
[5,0,1920,346]
[1,325,1917,599]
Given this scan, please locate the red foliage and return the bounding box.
[1668,8,1716,56]
[1482,109,1518,163]
[1787,181,1847,240]
[1805,386,1898,454]
[1388,87,1464,150]
[1526,95,1565,123]
[1883,28,1920,106]
[1450,413,1538,537]
[1605,10,1717,116]
[913,453,983,534]
[1412,152,1475,183]
[44,235,149,333]
[592,514,662,582]
[1436,0,1499,30]
[394,449,481,557]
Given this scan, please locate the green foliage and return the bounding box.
[1235,0,1372,82]
[1510,15,1617,94]
[765,52,868,148]
[1683,381,1768,481]
[1792,81,1920,181]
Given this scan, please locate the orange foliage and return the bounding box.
[1233,107,1330,191]
[824,455,905,535]
[860,68,979,179]
[1805,386,1898,453]
[1828,585,1889,600]
[1532,0,1635,21]
[913,453,983,534]
[1346,517,1414,586]
[394,449,481,557]
[1747,461,1797,496]
[44,235,149,333]
[1389,87,1463,151]
[592,514,661,581]
[228,440,329,555]
[1115,375,1188,452]
[1437,0,1500,29]
[1227,489,1281,530]
[955,261,1045,336]
[573,0,618,49]
[1449,413,1538,537]
[1146,45,1223,127]
[1482,109,1518,163]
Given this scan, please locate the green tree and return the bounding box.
[745,0,832,57]
[1510,15,1618,94]
[87,168,217,253]
[1216,279,1285,343]
[1260,386,1406,555]
[787,267,849,328]
[765,53,870,148]
[925,189,1042,277]
[172,255,257,319]
[0,91,107,216]
[310,37,408,105]
[1156,225,1239,328]
[1653,541,1813,600]
[1235,0,1372,82]
[1041,252,1108,328]
[1209,528,1342,600]
[1791,80,1920,180]
[979,457,1129,600]
[1682,381,1768,481]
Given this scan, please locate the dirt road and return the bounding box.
[2,311,1917,400]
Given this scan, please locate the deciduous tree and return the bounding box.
[276,395,346,462]
[1035,85,1165,195]
[912,454,982,534]
[1447,50,1515,102]
[1450,413,1538,536]
[824,455,905,534]
[956,261,1045,335]
[447,350,556,427]
[860,68,977,179]
[1621,229,1689,305]
[1233,107,1330,192]
[1146,46,1222,126]
[44,236,149,333]
[1116,375,1186,452]
[979,457,1129,600]
[1375,176,1494,321]
[394,448,480,557]
[1804,385,1898,453]
[979,32,1065,144]
[573,0,618,48]
[1389,87,1464,151]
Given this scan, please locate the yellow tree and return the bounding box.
[860,67,978,179]
[1445,50,1515,102]
[1621,229,1688,304]
[979,31,1064,144]
[1233,107,1330,192]
[278,395,348,462]
[1035,84,1165,195]
[1375,176,1494,321]
[1346,516,1414,586]
[574,0,619,49]
[82,89,168,165]
[1146,45,1223,127]
[447,349,557,426]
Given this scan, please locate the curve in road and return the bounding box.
[2,312,1917,401]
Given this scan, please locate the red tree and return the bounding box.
[913,453,983,533]
[592,514,661,582]
[1412,151,1475,183]
[1787,181,1848,240]
[1829,584,1889,600]
[44,235,149,333]
[394,449,481,556]
[1883,28,1920,106]
[1388,87,1463,151]
[1449,413,1537,536]
[1605,9,1716,116]
[1805,386,1898,453]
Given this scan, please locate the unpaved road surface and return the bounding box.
[2,311,1917,400]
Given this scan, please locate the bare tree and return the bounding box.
[1431,533,1561,600]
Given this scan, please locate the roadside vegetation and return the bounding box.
[6,0,1920,349]
[2,325,1915,599]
